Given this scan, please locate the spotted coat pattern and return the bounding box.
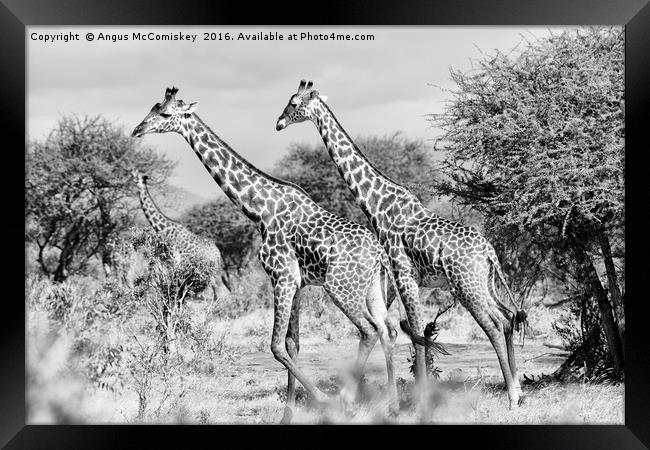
[276,80,523,408]
[134,171,223,265]
[132,170,226,299]
[132,87,400,418]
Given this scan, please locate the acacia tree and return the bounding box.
[274,132,437,226]
[26,115,175,281]
[429,27,624,378]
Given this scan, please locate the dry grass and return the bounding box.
[26,273,623,425]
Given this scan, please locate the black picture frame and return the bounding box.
[4,0,648,448]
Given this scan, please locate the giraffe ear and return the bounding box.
[181,102,198,114]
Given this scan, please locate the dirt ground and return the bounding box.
[27,297,624,425]
[224,337,623,424]
[69,335,621,425]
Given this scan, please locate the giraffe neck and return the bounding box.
[137,182,175,233]
[177,114,312,224]
[311,100,426,222]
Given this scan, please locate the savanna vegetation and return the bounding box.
[26,27,624,424]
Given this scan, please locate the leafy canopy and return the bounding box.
[429,27,624,238]
[26,115,175,280]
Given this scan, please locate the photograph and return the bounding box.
[23,24,628,426]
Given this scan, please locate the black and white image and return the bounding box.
[26,26,625,424]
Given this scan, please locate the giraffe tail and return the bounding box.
[379,254,392,308]
[399,319,450,356]
[377,255,399,340]
[221,274,232,292]
[487,250,528,338]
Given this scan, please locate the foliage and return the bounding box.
[25,115,175,282]
[430,26,623,241]
[273,132,438,226]
[28,272,138,332]
[552,294,614,382]
[130,228,218,351]
[182,197,259,283]
[428,27,625,377]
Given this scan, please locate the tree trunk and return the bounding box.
[54,224,83,282]
[597,231,624,348]
[54,258,70,282]
[572,244,624,378]
[36,242,53,278]
[554,326,600,381]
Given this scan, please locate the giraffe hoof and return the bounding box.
[280,406,293,424]
[509,395,524,409]
[517,395,526,407]
[338,385,357,406]
[312,390,331,408]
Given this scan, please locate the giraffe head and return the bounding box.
[276,79,327,131]
[132,87,198,137]
[130,168,148,189]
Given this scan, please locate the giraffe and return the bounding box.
[131,168,229,302]
[276,80,527,408]
[131,87,416,421]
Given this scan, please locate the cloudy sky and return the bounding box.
[28,26,565,200]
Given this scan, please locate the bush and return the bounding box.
[130,228,220,352]
[552,294,611,381]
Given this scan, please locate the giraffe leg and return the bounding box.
[505,325,523,400]
[270,279,328,408]
[324,283,379,406]
[281,289,302,424]
[394,271,427,382]
[367,274,398,415]
[464,287,520,409]
[340,325,378,405]
[214,276,224,301]
[208,279,219,304]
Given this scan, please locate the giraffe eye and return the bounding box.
[160,112,172,118]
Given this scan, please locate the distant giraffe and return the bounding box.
[132,87,423,421]
[276,80,526,408]
[132,168,230,301]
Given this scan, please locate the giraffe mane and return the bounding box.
[319,101,413,194]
